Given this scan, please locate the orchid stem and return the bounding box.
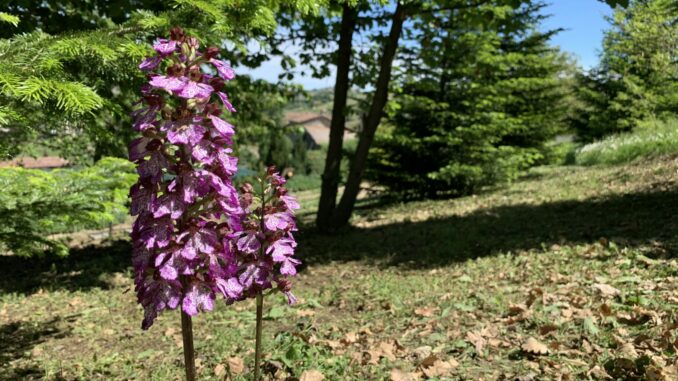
[181,311,197,381]
[254,292,264,381]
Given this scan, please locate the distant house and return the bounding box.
[284,112,356,149]
[0,156,70,169]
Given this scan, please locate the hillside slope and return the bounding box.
[2,157,677,380]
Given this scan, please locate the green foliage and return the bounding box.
[541,140,578,166]
[282,146,332,192]
[0,158,135,257]
[600,0,630,7]
[574,0,678,141]
[286,174,322,192]
[368,0,570,198]
[0,12,20,26]
[0,1,321,160]
[227,76,303,147]
[575,118,678,165]
[259,126,311,174]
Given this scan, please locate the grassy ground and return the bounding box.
[2,156,678,380]
[576,118,678,166]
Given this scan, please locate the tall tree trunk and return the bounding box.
[331,2,407,228]
[316,3,358,231]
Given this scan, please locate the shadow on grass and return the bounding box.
[298,189,678,267]
[0,318,68,380]
[2,189,677,294]
[0,239,131,295]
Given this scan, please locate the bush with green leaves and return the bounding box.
[0,157,135,257]
[259,126,310,175]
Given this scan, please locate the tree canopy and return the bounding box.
[0,0,321,159]
[367,0,571,197]
[573,0,677,140]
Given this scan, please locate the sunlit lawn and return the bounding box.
[2,156,678,380]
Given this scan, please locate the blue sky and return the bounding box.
[541,0,614,69]
[239,1,615,90]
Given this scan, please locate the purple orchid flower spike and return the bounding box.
[129,27,244,330]
[130,27,301,381]
[227,167,301,381]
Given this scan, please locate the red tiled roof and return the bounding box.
[284,112,330,125]
[303,121,355,145]
[0,156,70,169]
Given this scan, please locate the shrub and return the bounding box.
[0,157,135,257]
[575,118,678,165]
[259,126,310,175]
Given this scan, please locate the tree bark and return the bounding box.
[331,2,407,228]
[316,3,358,231]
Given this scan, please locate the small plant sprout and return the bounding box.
[129,28,300,381]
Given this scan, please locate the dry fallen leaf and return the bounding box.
[390,368,420,381]
[644,365,666,381]
[593,283,621,298]
[421,358,458,378]
[420,353,439,368]
[68,297,83,307]
[522,337,549,355]
[299,369,325,381]
[378,341,397,361]
[297,309,316,317]
[539,324,559,336]
[466,331,486,354]
[615,343,638,359]
[214,364,226,377]
[587,365,612,379]
[507,303,528,316]
[413,346,432,359]
[227,357,245,375]
[414,307,438,317]
[365,349,383,365]
[342,332,358,345]
[661,364,678,379]
[173,335,183,348]
[561,308,574,319]
[31,346,43,357]
[599,303,613,317]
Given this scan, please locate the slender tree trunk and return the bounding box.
[316,3,358,231]
[331,2,407,228]
[181,311,196,381]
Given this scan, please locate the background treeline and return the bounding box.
[0,0,675,254]
[367,0,676,199]
[368,1,571,198]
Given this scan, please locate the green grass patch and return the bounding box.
[2,156,678,379]
[286,174,322,192]
[575,118,678,165]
